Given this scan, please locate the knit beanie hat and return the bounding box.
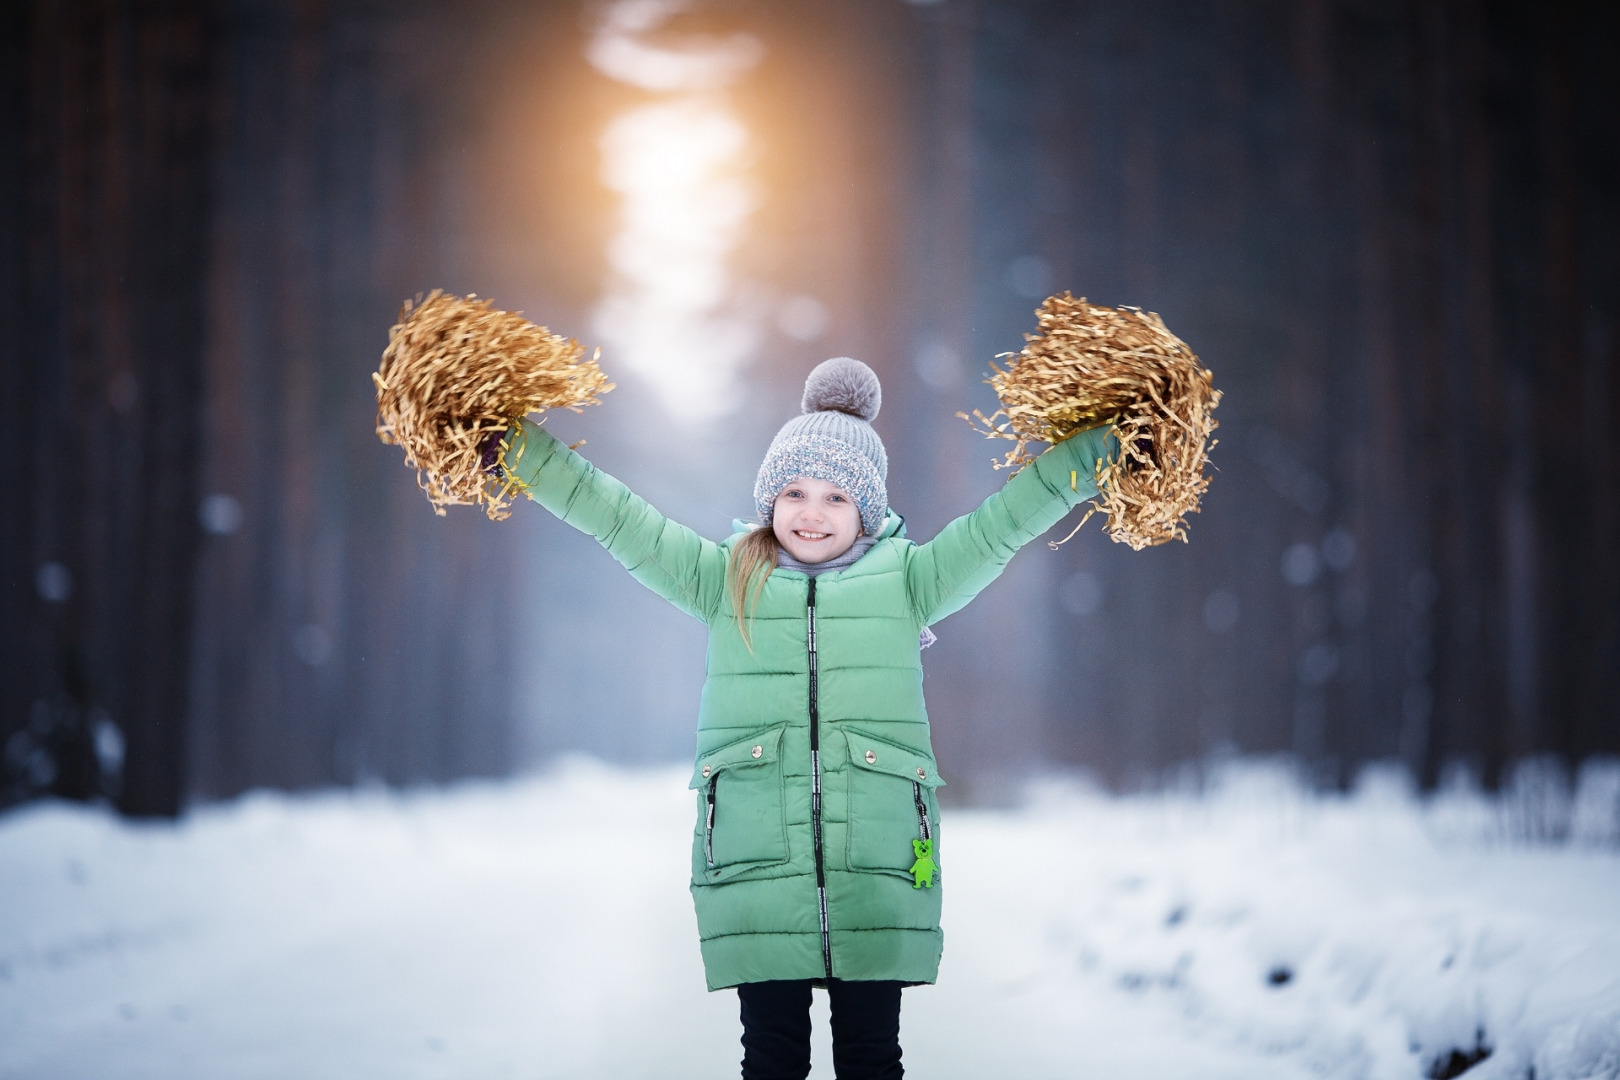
[754,357,888,536]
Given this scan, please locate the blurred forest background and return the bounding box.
[2,0,1616,818]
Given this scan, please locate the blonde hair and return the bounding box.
[727,527,780,651]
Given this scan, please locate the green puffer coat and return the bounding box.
[506,419,1110,990]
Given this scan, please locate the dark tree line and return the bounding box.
[3,0,1615,818]
[936,0,1619,787]
[2,1,537,816]
[182,1,531,803]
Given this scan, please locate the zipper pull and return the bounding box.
[909,839,936,889]
[913,780,932,841]
[704,776,717,868]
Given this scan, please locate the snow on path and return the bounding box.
[1,760,1617,1080]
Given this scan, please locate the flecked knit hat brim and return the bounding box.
[754,432,887,537]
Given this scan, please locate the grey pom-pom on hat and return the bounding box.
[755,357,889,536]
[801,355,882,421]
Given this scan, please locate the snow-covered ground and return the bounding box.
[2,759,1618,1080]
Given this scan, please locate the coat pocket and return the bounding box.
[844,727,943,878]
[689,726,789,881]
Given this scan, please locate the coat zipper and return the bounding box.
[913,780,932,843]
[808,577,831,980]
[704,774,717,868]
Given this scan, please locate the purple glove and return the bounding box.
[478,429,508,476]
[1125,431,1154,474]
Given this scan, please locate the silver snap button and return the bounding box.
[751,745,763,759]
[865,750,877,764]
[701,764,711,778]
[917,767,926,779]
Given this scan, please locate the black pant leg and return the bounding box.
[826,979,904,1080]
[737,980,814,1080]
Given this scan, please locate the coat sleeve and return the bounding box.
[904,425,1115,626]
[504,419,728,624]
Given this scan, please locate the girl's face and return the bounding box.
[772,477,862,564]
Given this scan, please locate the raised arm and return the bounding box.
[904,426,1115,626]
[504,419,728,624]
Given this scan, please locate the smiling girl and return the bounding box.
[501,357,1113,1079]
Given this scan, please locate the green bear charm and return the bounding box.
[909,839,936,889]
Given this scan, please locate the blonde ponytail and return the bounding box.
[727,527,780,651]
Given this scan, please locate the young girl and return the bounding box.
[502,357,1113,1079]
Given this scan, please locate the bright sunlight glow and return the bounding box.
[590,0,762,422]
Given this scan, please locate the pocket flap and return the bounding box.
[844,727,944,788]
[689,726,785,789]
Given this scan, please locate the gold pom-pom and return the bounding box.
[962,293,1220,549]
[373,291,614,520]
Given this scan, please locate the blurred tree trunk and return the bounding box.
[0,0,213,817]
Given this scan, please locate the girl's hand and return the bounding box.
[478,428,508,475]
[1125,431,1153,474]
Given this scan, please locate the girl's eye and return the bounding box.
[828,494,846,503]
